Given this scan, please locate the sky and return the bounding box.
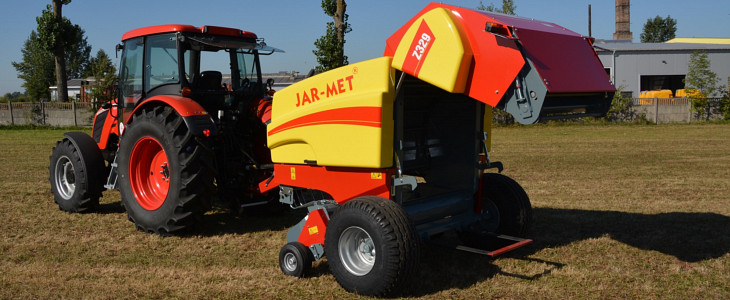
[1,0,728,95]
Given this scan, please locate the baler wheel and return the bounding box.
[49,139,101,212]
[460,173,533,246]
[324,196,419,297]
[279,242,313,277]
[117,106,215,235]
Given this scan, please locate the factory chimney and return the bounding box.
[613,0,632,41]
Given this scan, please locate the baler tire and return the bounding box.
[49,139,101,212]
[279,242,313,278]
[461,173,532,243]
[324,196,419,297]
[117,106,215,235]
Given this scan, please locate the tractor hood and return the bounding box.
[385,3,616,124]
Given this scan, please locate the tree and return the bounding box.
[684,50,719,120]
[14,2,90,102]
[36,0,76,102]
[12,31,55,101]
[313,0,351,73]
[86,49,118,104]
[720,77,730,120]
[640,15,677,43]
[0,92,29,103]
[66,25,92,79]
[477,0,517,15]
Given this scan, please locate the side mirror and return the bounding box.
[115,44,124,58]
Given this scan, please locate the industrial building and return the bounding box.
[594,41,730,98]
[592,0,730,98]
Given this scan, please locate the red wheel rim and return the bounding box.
[129,137,170,210]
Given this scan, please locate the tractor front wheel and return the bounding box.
[49,137,103,212]
[117,106,214,234]
[324,196,419,297]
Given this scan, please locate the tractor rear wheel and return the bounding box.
[460,173,533,245]
[117,106,214,235]
[49,138,103,212]
[324,196,419,297]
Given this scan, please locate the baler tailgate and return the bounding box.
[385,3,616,124]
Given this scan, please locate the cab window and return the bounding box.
[145,34,180,92]
[120,37,144,109]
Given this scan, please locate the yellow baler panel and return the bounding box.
[484,108,493,152]
[391,7,473,93]
[268,57,395,168]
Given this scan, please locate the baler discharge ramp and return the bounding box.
[433,234,534,258]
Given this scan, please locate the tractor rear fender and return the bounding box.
[62,131,107,195]
[127,95,216,137]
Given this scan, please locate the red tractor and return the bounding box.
[49,24,281,233]
[50,3,615,296]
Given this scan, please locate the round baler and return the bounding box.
[49,3,614,297]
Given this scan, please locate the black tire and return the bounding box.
[460,173,533,244]
[49,137,103,212]
[279,242,313,278]
[324,196,420,297]
[117,106,215,235]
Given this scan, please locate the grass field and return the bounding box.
[1,124,729,299]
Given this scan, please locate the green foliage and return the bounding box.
[492,108,515,125]
[640,15,677,43]
[0,92,30,103]
[313,23,347,73]
[313,0,351,73]
[684,51,720,120]
[35,1,77,102]
[321,0,336,16]
[720,77,730,120]
[605,87,637,122]
[87,49,118,104]
[11,31,55,101]
[66,26,91,79]
[477,0,517,15]
[13,2,90,101]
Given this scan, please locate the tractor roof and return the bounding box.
[122,24,258,41]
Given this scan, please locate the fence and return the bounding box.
[0,98,725,127]
[630,97,724,124]
[0,101,96,127]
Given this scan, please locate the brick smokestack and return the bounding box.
[613,0,632,40]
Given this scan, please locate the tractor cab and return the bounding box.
[116,24,281,123]
[88,25,285,223]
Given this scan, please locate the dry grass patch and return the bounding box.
[1,124,729,299]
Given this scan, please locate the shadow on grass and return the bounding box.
[531,208,730,263]
[396,207,730,297]
[94,201,126,214]
[92,200,306,236]
[188,204,307,237]
[91,200,730,296]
